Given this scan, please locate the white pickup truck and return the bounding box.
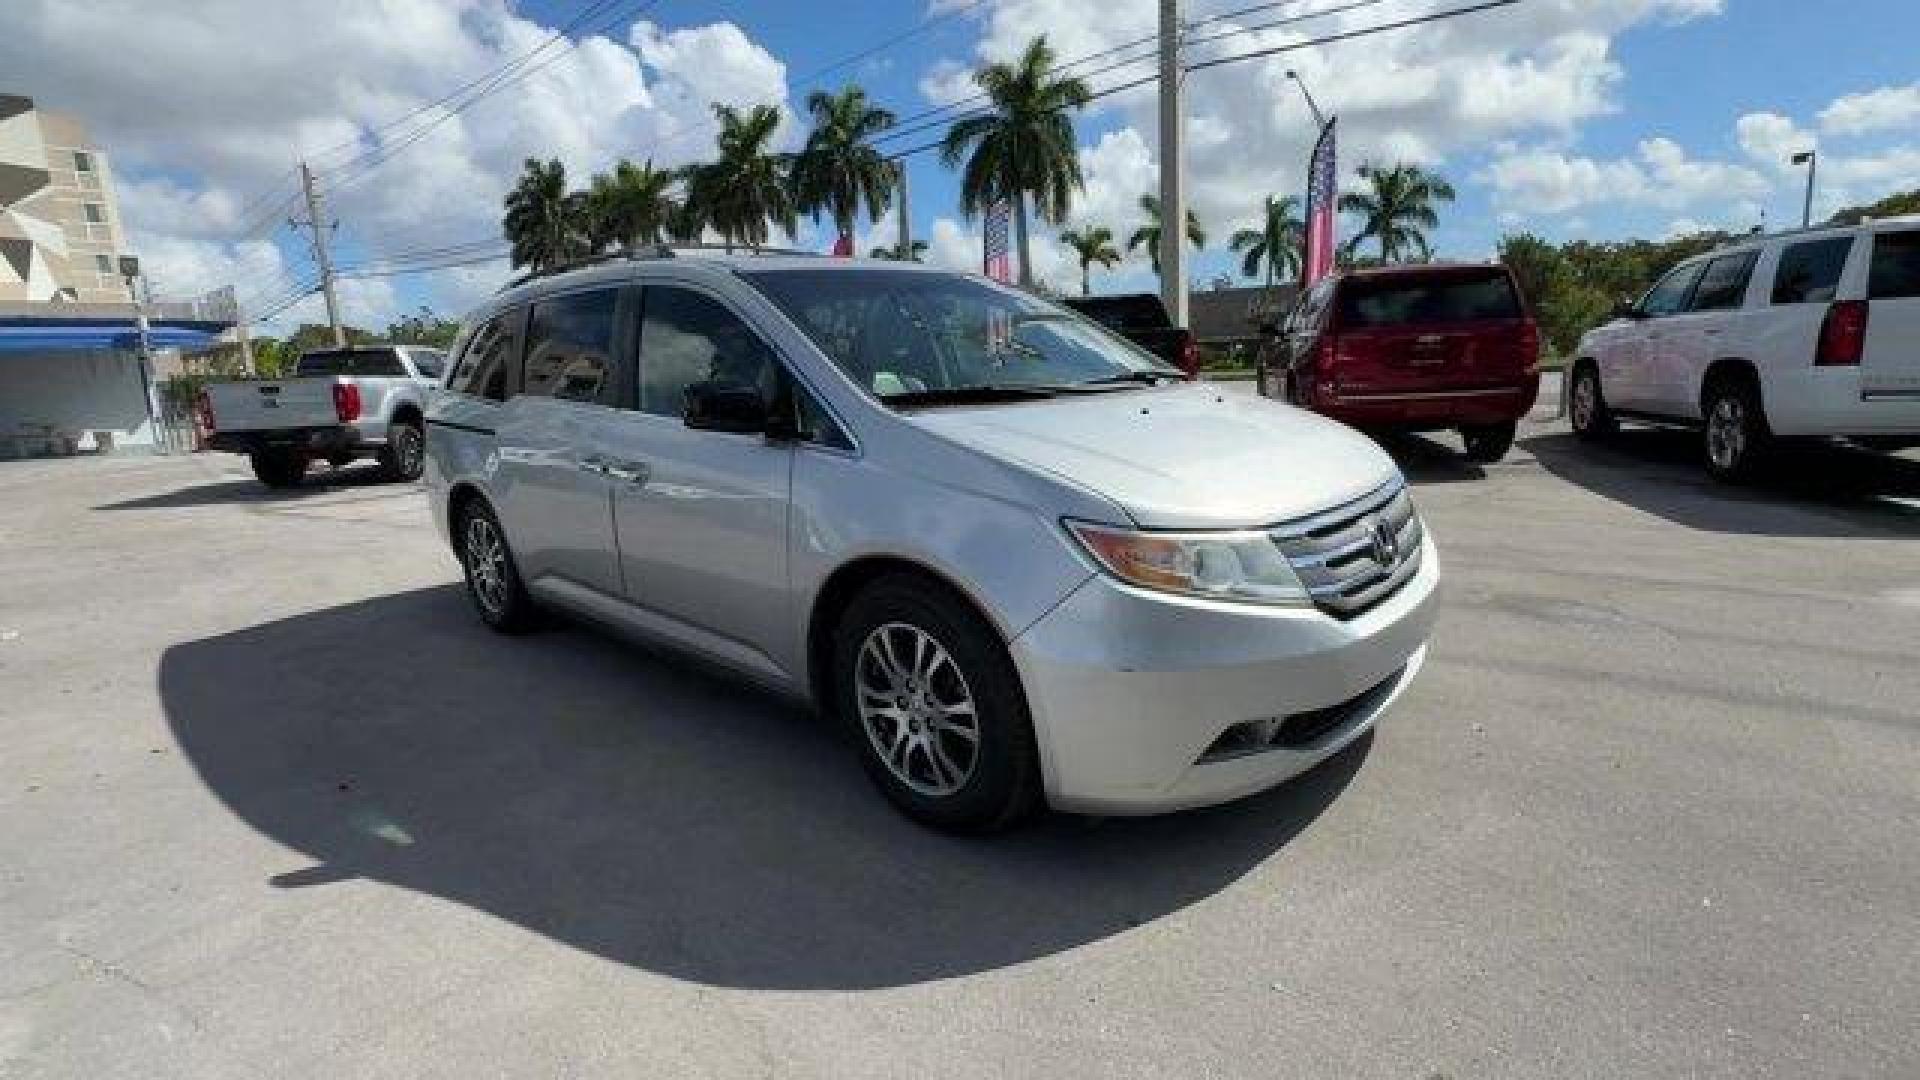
[202,345,445,487]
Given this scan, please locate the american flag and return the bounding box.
[983,198,1012,282]
[1303,117,1338,286]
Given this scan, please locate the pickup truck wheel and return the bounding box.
[1569,363,1616,440]
[833,575,1041,833]
[1460,420,1517,463]
[249,449,307,488]
[457,501,536,633]
[1703,379,1770,484]
[380,420,426,482]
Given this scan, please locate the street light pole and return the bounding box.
[1285,70,1327,130]
[119,255,164,454]
[1791,150,1817,228]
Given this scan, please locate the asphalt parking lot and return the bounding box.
[3,415,1917,1079]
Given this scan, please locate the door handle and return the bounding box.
[579,454,610,476]
[604,460,650,485]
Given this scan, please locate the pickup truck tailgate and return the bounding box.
[206,380,338,432]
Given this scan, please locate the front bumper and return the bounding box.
[1010,531,1440,814]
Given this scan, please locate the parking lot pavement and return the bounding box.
[2,433,1916,1079]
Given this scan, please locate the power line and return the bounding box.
[789,0,990,90]
[1182,0,1402,53]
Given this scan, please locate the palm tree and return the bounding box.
[870,240,928,261]
[1059,225,1120,295]
[1338,162,1456,263]
[584,158,678,251]
[791,86,897,254]
[684,103,796,250]
[503,157,586,271]
[939,36,1091,286]
[1127,193,1205,277]
[1229,194,1304,289]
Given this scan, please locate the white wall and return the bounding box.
[0,349,156,454]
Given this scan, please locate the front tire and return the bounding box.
[456,500,537,633]
[380,419,426,482]
[1460,420,1517,463]
[1569,362,1616,441]
[833,575,1041,832]
[1703,378,1770,483]
[249,449,307,488]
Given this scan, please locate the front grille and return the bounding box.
[1269,478,1423,619]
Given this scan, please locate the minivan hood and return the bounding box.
[905,383,1400,529]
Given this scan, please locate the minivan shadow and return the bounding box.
[1525,428,1920,537]
[159,584,1367,990]
[97,461,407,511]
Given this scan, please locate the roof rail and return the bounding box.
[497,243,822,292]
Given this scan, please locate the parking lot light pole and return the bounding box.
[119,255,165,454]
[1285,70,1327,131]
[1791,150,1817,228]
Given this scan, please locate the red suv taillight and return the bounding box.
[1519,318,1542,373]
[1816,300,1868,367]
[333,382,362,422]
[1178,332,1199,379]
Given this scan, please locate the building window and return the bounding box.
[73,151,94,173]
[95,253,113,274]
[84,203,105,224]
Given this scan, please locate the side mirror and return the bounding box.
[683,380,768,434]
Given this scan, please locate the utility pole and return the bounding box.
[295,160,346,347]
[1158,0,1187,329]
[895,161,913,259]
[119,255,164,453]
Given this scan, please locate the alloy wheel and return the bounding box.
[1707,395,1746,472]
[854,621,981,797]
[465,514,508,616]
[1571,373,1596,430]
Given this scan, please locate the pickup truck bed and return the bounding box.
[1059,293,1199,377]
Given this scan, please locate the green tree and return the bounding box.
[584,158,678,251]
[1338,162,1455,263]
[1127,193,1205,278]
[869,240,928,261]
[1826,187,1920,226]
[684,103,795,250]
[385,306,461,348]
[503,157,587,271]
[1059,224,1120,295]
[939,35,1091,286]
[1229,194,1304,289]
[791,86,897,254]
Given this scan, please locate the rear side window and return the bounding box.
[1688,250,1759,312]
[1771,236,1854,304]
[295,349,406,378]
[448,309,523,402]
[1336,272,1519,328]
[1868,230,1920,300]
[523,289,621,405]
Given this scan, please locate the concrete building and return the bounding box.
[0,94,229,457]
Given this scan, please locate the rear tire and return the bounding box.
[832,574,1041,832]
[456,499,537,633]
[1569,362,1616,441]
[1702,377,1770,483]
[380,419,426,482]
[249,449,307,488]
[1460,420,1517,463]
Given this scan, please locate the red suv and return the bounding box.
[1257,263,1541,462]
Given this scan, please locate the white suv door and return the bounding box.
[1662,248,1760,417]
[1608,259,1705,413]
[1862,226,1920,400]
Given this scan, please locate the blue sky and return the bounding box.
[7,0,1916,330]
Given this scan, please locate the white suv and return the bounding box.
[1569,217,1920,480]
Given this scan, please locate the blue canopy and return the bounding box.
[0,318,228,353]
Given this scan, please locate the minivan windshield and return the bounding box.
[745,268,1176,402]
[1336,270,1521,329]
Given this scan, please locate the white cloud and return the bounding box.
[0,1,795,331]
[1819,82,1920,136]
[1735,111,1816,171]
[1482,137,1768,215]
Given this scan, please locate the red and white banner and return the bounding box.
[1303,117,1338,286]
[983,198,1012,282]
[830,232,854,258]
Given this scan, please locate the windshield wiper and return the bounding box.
[883,384,1060,409]
[1078,369,1180,386]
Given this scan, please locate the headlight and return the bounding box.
[1064,520,1310,606]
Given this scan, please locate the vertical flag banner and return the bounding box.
[1303,117,1338,286]
[983,198,1012,283]
[830,233,854,257]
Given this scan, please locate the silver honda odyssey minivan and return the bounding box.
[425,250,1439,830]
